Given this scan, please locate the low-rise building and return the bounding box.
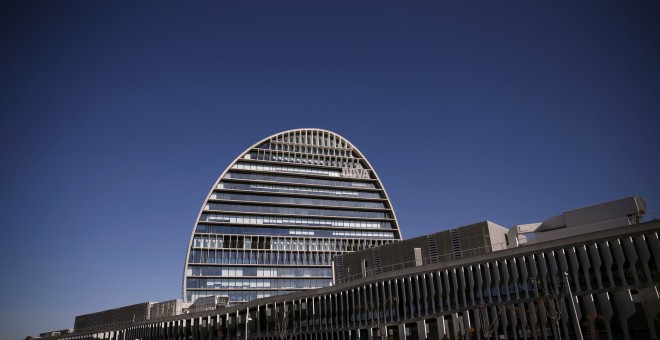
[334,221,509,283]
[74,302,153,331]
[150,299,186,320]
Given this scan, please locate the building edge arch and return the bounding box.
[182,128,402,302]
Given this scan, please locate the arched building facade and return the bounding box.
[183,129,403,304]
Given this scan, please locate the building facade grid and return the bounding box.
[183,129,403,304]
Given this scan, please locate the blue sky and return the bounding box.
[1,1,659,338]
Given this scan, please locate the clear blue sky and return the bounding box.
[1,1,659,338]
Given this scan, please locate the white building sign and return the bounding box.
[341,167,370,179]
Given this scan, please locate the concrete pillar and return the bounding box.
[566,248,581,293]
[613,289,636,340]
[611,240,628,284]
[435,317,447,340]
[600,241,616,287]
[417,320,426,340]
[634,235,653,283]
[596,293,614,340]
[451,313,460,339]
[622,237,640,284]
[640,287,659,339]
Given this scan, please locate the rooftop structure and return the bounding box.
[150,300,186,320]
[73,302,153,331]
[508,196,647,246]
[186,295,230,313]
[335,221,509,283]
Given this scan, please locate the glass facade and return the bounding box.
[183,129,402,304]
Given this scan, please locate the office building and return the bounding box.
[183,128,403,304]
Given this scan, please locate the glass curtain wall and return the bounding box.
[183,129,402,304]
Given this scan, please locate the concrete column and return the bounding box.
[510,259,519,300]
[577,246,592,290]
[565,249,580,293]
[450,269,459,309]
[481,263,492,303]
[192,316,199,340]
[613,289,636,340]
[398,324,406,340]
[588,243,604,289]
[634,235,653,283]
[401,278,409,319]
[475,265,483,305]
[415,275,423,315]
[599,241,616,287]
[351,289,356,327]
[435,316,447,340]
[434,272,443,312]
[622,237,640,284]
[647,233,660,269]
[442,272,451,310]
[519,256,529,298]
[465,266,476,305]
[639,287,659,339]
[457,269,467,307]
[451,313,460,340]
[393,280,401,321]
[428,273,437,315]
[321,295,326,329]
[596,293,614,340]
[611,240,627,285]
[417,320,426,340]
[581,294,598,340]
[491,263,501,303]
[339,294,345,328]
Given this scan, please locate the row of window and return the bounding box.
[248,152,362,169]
[258,140,354,156]
[186,266,332,278]
[188,250,335,266]
[200,213,392,229]
[186,277,332,289]
[205,203,389,219]
[233,162,341,177]
[218,182,381,199]
[192,235,392,251]
[268,131,348,149]
[195,224,396,239]
[211,192,385,209]
[225,171,374,189]
[187,290,294,304]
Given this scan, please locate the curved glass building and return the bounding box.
[183,128,402,303]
